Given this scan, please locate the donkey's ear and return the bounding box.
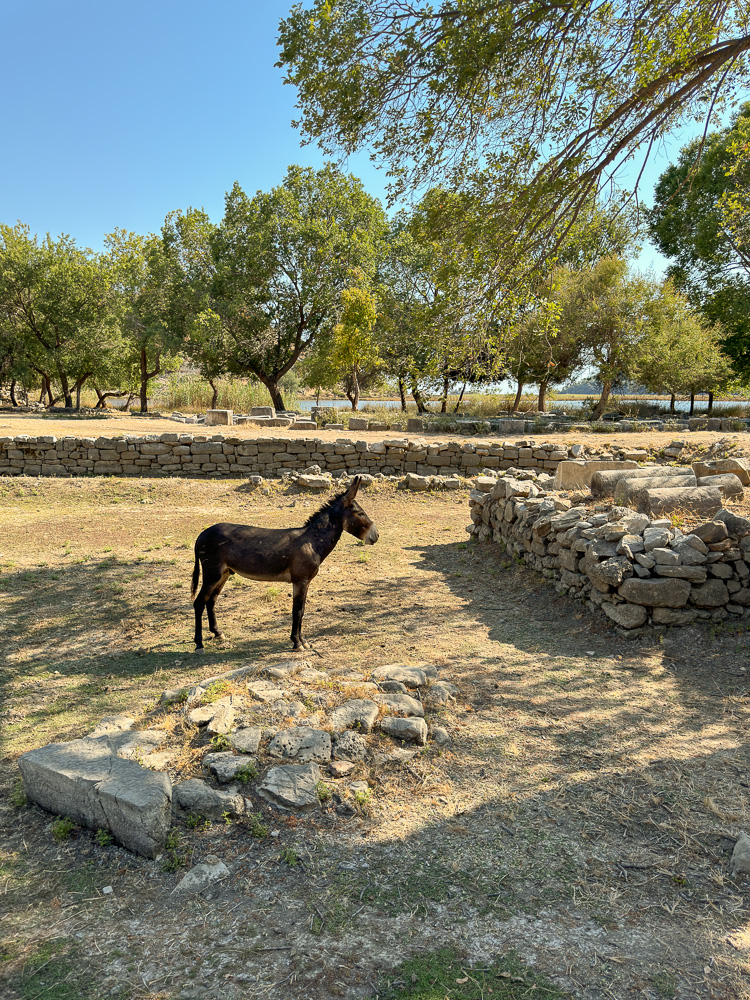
[343,476,361,504]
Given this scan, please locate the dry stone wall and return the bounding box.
[468,473,750,629]
[0,433,578,479]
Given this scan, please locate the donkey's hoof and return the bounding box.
[194,646,205,654]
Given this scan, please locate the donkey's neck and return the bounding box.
[304,508,345,561]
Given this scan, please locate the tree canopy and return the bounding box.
[278,0,750,269]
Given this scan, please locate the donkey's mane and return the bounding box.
[304,487,351,527]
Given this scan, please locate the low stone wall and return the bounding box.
[468,476,750,629]
[0,433,578,479]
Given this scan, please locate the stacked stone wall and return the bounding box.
[0,434,577,479]
[468,480,750,629]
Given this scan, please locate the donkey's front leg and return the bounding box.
[291,579,310,649]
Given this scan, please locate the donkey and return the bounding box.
[191,477,378,651]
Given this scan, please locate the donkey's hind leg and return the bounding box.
[193,566,228,651]
[205,570,233,641]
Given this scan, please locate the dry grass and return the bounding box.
[1,476,750,999]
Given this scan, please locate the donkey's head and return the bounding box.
[340,477,379,544]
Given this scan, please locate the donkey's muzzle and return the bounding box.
[364,525,379,545]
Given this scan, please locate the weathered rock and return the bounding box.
[231,727,262,753]
[206,704,235,735]
[651,607,697,625]
[298,474,332,490]
[107,730,168,759]
[246,681,286,703]
[407,474,431,491]
[257,762,321,812]
[692,520,729,544]
[430,726,453,747]
[171,855,229,896]
[424,681,458,707]
[614,473,696,507]
[373,693,424,717]
[205,409,232,426]
[693,457,750,486]
[643,526,672,551]
[263,660,304,680]
[333,730,368,762]
[18,738,172,858]
[638,486,723,520]
[557,460,638,491]
[173,778,245,818]
[328,699,379,733]
[267,727,332,762]
[715,509,750,538]
[188,706,216,726]
[696,473,744,499]
[329,760,357,778]
[602,603,648,629]
[370,664,428,688]
[654,565,708,583]
[618,577,691,608]
[730,831,750,874]
[379,680,409,694]
[206,752,256,783]
[89,716,135,738]
[651,547,680,566]
[690,579,730,607]
[587,556,632,591]
[379,716,428,745]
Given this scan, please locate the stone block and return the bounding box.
[250,406,275,417]
[379,716,428,745]
[556,460,637,490]
[696,473,744,499]
[639,486,723,519]
[205,410,233,426]
[618,577,691,607]
[257,762,321,812]
[18,738,171,858]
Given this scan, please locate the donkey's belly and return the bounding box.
[234,567,293,584]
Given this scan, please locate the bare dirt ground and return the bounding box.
[2,409,750,459]
[1,476,750,999]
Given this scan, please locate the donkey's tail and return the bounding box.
[191,545,201,599]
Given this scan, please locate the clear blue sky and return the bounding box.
[0,1,717,273]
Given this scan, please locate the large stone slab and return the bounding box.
[257,762,321,811]
[618,577,691,608]
[613,473,696,507]
[556,460,637,491]
[693,457,750,486]
[696,473,744,499]
[267,727,332,762]
[590,465,685,497]
[205,409,233,426]
[373,693,424,717]
[18,738,172,858]
[371,664,429,688]
[638,486,723,519]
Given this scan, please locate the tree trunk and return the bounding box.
[708,391,714,412]
[208,378,219,410]
[511,379,525,412]
[591,381,612,421]
[452,382,467,413]
[398,379,407,411]
[669,393,676,414]
[410,381,427,414]
[76,382,83,410]
[258,375,285,412]
[346,366,360,410]
[10,380,17,406]
[57,367,72,408]
[537,378,549,413]
[140,347,149,412]
[440,376,450,413]
[690,392,695,415]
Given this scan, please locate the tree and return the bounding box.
[278,0,750,269]
[647,104,750,377]
[105,229,182,412]
[206,166,387,411]
[631,281,734,411]
[0,224,120,408]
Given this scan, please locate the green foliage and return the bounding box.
[50,817,76,842]
[185,812,211,831]
[9,780,27,809]
[246,812,269,838]
[316,780,332,802]
[278,0,747,274]
[162,830,187,872]
[209,734,232,751]
[234,762,259,783]
[202,680,230,703]
[278,846,300,867]
[94,828,113,848]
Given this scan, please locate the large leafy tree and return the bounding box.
[0,224,120,408]
[278,0,750,269]
[647,105,750,377]
[105,229,183,412]
[201,165,387,411]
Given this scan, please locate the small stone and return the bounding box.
[430,726,453,747]
[102,885,113,895]
[379,680,408,694]
[424,682,458,707]
[171,856,230,896]
[373,693,424,717]
[730,831,750,874]
[206,704,235,735]
[380,716,428,745]
[173,778,245,819]
[602,603,648,628]
[329,699,379,733]
[267,727,332,763]
[332,730,368,762]
[231,727,262,754]
[371,664,428,688]
[206,752,256,783]
[257,762,321,812]
[188,706,216,726]
[329,760,356,778]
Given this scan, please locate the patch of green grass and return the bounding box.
[652,971,677,998]
[209,734,232,752]
[316,781,332,802]
[51,817,76,842]
[185,813,211,831]
[279,847,299,867]
[10,938,97,1000]
[10,780,27,809]
[371,948,567,1000]
[234,762,259,783]
[94,829,113,848]
[162,830,187,872]
[202,680,230,703]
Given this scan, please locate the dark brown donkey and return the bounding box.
[191,477,378,651]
